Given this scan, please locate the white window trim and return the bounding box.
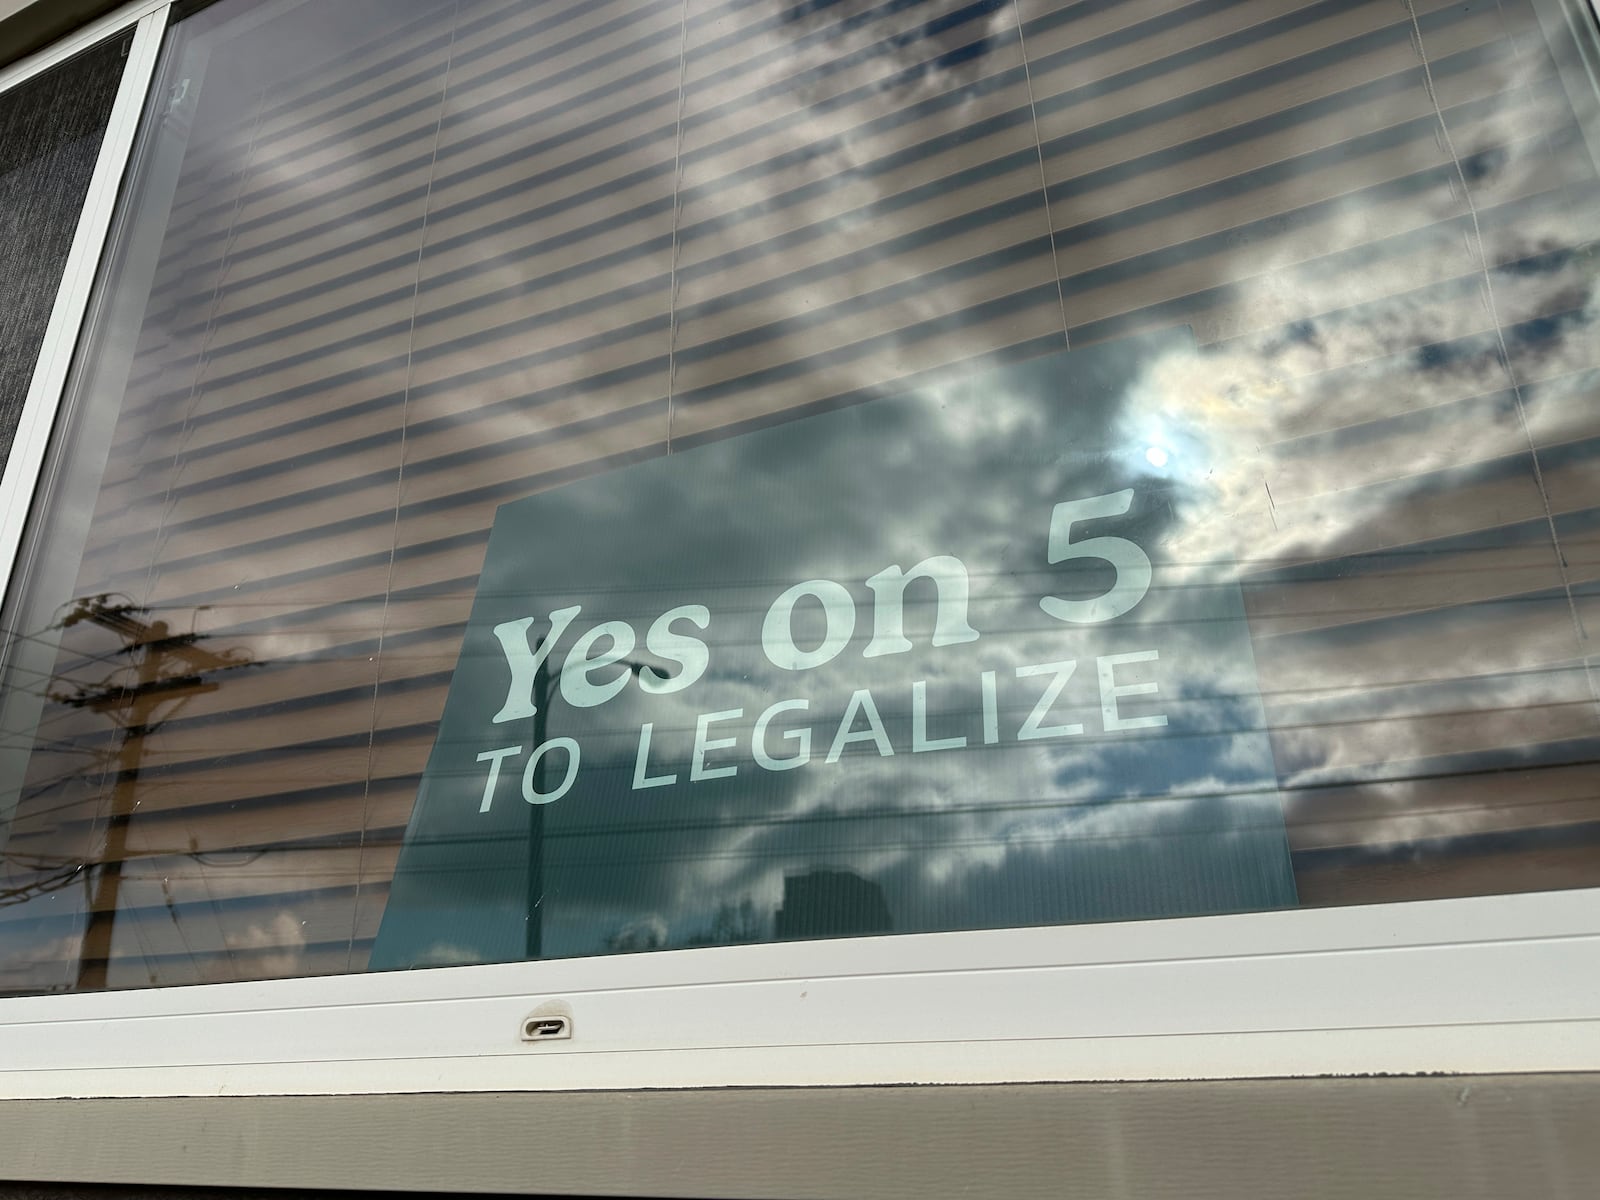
[0,887,1595,1099]
[0,0,1594,1104]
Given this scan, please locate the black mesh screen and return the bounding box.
[0,33,127,477]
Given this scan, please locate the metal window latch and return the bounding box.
[519,1012,572,1042]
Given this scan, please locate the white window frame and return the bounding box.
[0,0,1595,1103]
[0,888,1595,1099]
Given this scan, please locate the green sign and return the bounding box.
[371,333,1297,969]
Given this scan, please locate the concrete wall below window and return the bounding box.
[1,1075,1596,1199]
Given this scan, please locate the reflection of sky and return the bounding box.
[2,0,1599,989]
[373,335,1300,967]
[371,0,1600,966]
[1099,17,1600,871]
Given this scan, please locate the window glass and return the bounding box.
[1,0,1599,991]
[0,32,128,476]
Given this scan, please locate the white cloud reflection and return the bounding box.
[5,0,1600,986]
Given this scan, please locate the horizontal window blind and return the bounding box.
[0,0,1597,990]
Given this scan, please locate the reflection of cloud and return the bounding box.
[604,915,667,954]
[0,927,80,993]
[1075,23,1600,882]
[372,335,1300,966]
[11,0,1600,985]
[234,910,307,977]
[410,940,484,967]
[1111,35,1600,573]
[387,4,1598,954]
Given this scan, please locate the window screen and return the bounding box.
[0,32,127,477]
[1,0,1598,992]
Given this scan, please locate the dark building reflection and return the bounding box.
[775,869,893,941]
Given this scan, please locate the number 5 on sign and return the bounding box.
[1039,489,1152,624]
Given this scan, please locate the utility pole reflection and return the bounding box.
[48,595,254,991]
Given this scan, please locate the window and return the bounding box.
[0,0,1597,1097]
